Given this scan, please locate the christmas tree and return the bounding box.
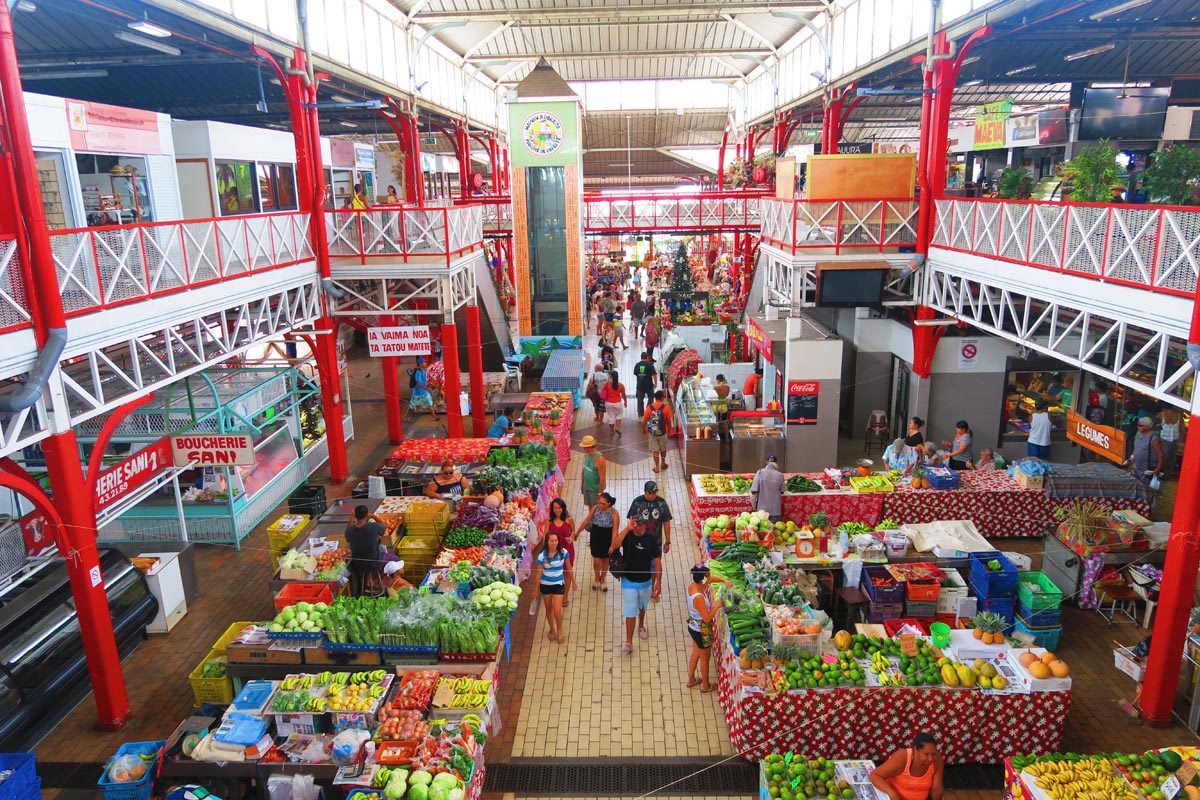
[669,242,693,295]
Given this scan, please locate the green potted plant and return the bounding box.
[1060,140,1121,203]
[996,167,1034,200]
[1142,144,1200,206]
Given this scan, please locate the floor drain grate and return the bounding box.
[484,759,758,796]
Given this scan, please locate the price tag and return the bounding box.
[1161,775,1181,800]
[899,634,919,657]
[785,752,793,765]
[791,776,802,789]
[1176,762,1197,786]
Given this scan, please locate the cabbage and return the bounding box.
[409,770,433,787]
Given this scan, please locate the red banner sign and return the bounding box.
[94,437,174,511]
[66,98,162,156]
[747,318,772,362]
[20,511,55,557]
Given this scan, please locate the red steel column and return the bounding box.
[465,305,487,437]
[0,0,132,728]
[381,316,403,444]
[442,322,464,438]
[456,122,472,200]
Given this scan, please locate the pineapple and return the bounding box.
[972,611,1008,645]
[741,640,770,670]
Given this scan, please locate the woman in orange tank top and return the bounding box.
[869,732,944,800]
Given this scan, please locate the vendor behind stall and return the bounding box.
[487,406,514,439]
[426,460,470,509]
[870,732,944,800]
[883,438,918,473]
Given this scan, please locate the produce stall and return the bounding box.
[539,349,586,400]
[1005,747,1200,800]
[516,393,574,471]
[690,466,1151,540]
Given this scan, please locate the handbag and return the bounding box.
[607,547,627,579]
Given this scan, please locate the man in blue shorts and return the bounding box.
[610,517,661,654]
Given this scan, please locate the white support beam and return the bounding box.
[462,21,514,60]
[417,3,824,22]
[722,13,779,54]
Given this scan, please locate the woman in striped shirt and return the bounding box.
[534,531,574,644]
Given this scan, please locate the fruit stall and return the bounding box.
[1005,747,1200,800]
[691,463,1152,539]
[758,752,890,800]
[707,535,1072,764]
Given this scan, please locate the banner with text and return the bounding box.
[974,99,1013,150]
[67,98,162,156]
[1066,411,1127,463]
[94,437,174,511]
[507,100,581,168]
[171,434,256,467]
[746,318,773,362]
[786,381,820,425]
[367,326,433,357]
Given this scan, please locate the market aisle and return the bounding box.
[501,332,736,760]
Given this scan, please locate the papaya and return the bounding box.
[834,630,853,652]
[940,664,960,687]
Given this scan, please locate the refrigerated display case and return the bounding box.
[730,410,786,473]
[675,376,721,476]
[0,549,157,750]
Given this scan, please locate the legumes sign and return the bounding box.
[1065,410,1126,463]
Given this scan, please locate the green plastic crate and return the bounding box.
[1016,571,1063,612]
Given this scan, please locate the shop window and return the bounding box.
[215,160,258,216]
[34,150,76,229]
[75,153,153,225]
[255,163,298,212]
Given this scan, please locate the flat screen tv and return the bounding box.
[816,267,887,308]
[1079,87,1169,140]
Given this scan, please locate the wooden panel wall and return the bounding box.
[564,163,583,336]
[511,168,532,337]
[806,154,917,200]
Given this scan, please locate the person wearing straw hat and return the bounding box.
[580,435,606,510]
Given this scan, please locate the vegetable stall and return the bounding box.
[1005,747,1200,800]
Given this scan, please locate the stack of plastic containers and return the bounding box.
[1014,571,1064,649]
[969,551,1019,632]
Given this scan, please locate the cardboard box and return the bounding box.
[227,641,304,665]
[936,569,969,615]
[1015,470,1044,490]
[302,646,381,666]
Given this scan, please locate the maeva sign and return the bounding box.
[367,326,432,357]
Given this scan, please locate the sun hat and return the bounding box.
[1138,416,1154,427]
[580,435,597,448]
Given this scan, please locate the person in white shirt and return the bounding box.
[1027,399,1053,459]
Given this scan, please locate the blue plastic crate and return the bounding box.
[925,466,961,490]
[867,602,904,623]
[0,753,37,800]
[1014,615,1062,650]
[969,552,1018,597]
[98,740,165,800]
[1016,602,1062,628]
[975,593,1015,621]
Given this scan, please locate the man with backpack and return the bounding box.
[633,351,657,416]
[642,389,673,473]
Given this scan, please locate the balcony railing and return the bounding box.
[455,196,512,233]
[38,211,314,324]
[325,204,485,267]
[760,198,920,255]
[0,237,30,334]
[932,198,1200,298]
[583,191,766,233]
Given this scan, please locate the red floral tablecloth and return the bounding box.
[882,471,1151,538]
[390,438,497,463]
[715,625,1070,764]
[522,392,574,469]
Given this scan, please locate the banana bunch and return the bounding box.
[305,696,327,712]
[281,675,317,691]
[313,671,333,685]
[343,670,388,684]
[869,652,906,686]
[460,713,484,730]
[449,692,488,709]
[1025,759,1138,800]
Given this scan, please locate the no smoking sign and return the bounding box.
[958,339,979,370]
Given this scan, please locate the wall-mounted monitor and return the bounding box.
[1079,87,1170,140]
[815,261,889,308]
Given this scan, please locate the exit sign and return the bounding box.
[422,136,437,146]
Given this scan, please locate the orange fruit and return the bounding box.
[1040,651,1058,664]
[1019,652,1039,667]
[1050,660,1070,678]
[1028,661,1051,679]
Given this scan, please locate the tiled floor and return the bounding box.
[498,334,734,760]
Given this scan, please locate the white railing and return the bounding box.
[46,212,314,317]
[932,198,1200,297]
[583,191,766,232]
[325,204,485,266]
[760,198,920,254]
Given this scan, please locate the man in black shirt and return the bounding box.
[627,480,672,600]
[345,505,386,596]
[632,351,657,417]
[610,518,662,653]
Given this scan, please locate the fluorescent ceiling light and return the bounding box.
[1089,0,1152,20]
[960,56,980,66]
[331,94,355,103]
[1005,64,1036,76]
[22,69,108,80]
[113,30,181,56]
[14,1,36,11]
[338,121,358,128]
[127,19,172,38]
[1065,42,1116,61]
[962,78,984,86]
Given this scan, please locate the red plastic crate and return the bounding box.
[274,582,334,613]
[884,618,930,636]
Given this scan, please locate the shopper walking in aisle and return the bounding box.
[579,435,606,510]
[1026,401,1052,459]
[408,356,437,421]
[643,390,673,474]
[578,491,618,591]
[633,351,658,417]
[627,480,672,600]
[870,732,945,800]
[644,316,660,358]
[602,370,628,436]
[587,364,609,424]
[346,505,386,597]
[593,287,606,335]
[1159,406,1182,476]
[686,563,731,692]
[545,498,576,607]
[1127,416,1166,487]
[533,530,573,644]
[750,455,785,524]
[612,301,627,349]
[610,518,661,653]
[630,293,646,338]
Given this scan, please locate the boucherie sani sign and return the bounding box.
[170,434,256,467]
[367,326,432,357]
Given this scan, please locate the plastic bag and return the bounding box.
[842,560,863,590]
[267,774,320,800]
[107,754,150,784]
[331,729,371,765]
